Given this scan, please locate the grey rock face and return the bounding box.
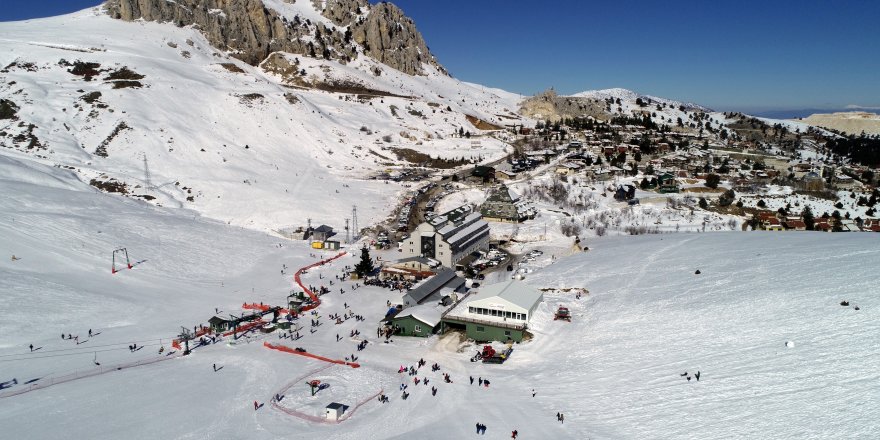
[104,0,444,76]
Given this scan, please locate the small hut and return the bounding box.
[325,402,346,421]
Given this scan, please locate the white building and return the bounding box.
[465,280,544,323]
[401,205,490,268]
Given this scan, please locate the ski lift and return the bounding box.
[93,352,101,366]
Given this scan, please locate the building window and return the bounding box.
[476,326,485,332]
[414,325,422,333]
[468,307,474,314]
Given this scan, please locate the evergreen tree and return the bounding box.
[354,246,375,278]
[802,205,815,230]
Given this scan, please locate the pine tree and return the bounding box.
[802,205,815,230]
[354,246,374,278]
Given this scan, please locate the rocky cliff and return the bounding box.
[519,89,609,122]
[103,0,445,76]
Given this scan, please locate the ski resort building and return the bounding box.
[387,305,442,337]
[480,185,535,223]
[402,268,466,308]
[401,206,490,268]
[441,280,543,342]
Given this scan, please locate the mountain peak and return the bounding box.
[104,0,444,76]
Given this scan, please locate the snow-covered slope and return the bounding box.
[0,6,523,232]
[1,155,877,439]
[572,87,711,112]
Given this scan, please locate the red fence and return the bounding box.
[294,252,347,312]
[263,342,360,368]
[270,364,381,424]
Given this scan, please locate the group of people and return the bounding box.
[363,276,413,292]
[470,376,491,388]
[680,370,701,382]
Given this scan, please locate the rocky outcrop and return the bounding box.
[349,2,445,76]
[799,112,880,136]
[104,0,444,76]
[519,89,609,122]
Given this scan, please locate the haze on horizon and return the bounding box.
[3,0,879,114]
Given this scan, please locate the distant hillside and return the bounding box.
[798,111,880,136]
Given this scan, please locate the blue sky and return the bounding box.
[3,1,879,112]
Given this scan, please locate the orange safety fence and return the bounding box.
[263,342,360,368]
[294,252,347,313]
[222,319,266,337]
[242,303,293,316]
[242,303,270,311]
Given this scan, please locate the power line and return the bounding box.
[0,342,168,363]
[0,336,178,358]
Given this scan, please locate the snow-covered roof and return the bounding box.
[468,280,543,313]
[394,304,442,327]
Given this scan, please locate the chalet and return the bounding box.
[208,316,235,332]
[470,166,496,184]
[614,184,636,201]
[480,185,533,222]
[555,162,582,176]
[863,219,880,232]
[494,163,517,181]
[658,173,679,193]
[783,219,807,231]
[441,280,544,343]
[387,305,443,337]
[814,219,832,232]
[763,217,782,231]
[303,224,334,241]
[392,256,442,272]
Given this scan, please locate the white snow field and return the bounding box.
[1,155,878,439]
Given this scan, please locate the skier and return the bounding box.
[478,377,483,386]
[532,389,536,397]
[29,344,33,352]
[470,376,474,385]
[254,401,259,410]
[512,430,518,439]
[88,329,92,337]
[213,363,217,372]
[695,371,701,381]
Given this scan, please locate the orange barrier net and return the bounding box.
[242,303,270,311]
[293,252,347,312]
[222,320,265,337]
[263,342,360,368]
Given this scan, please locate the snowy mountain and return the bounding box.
[571,87,711,112]
[0,2,523,232]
